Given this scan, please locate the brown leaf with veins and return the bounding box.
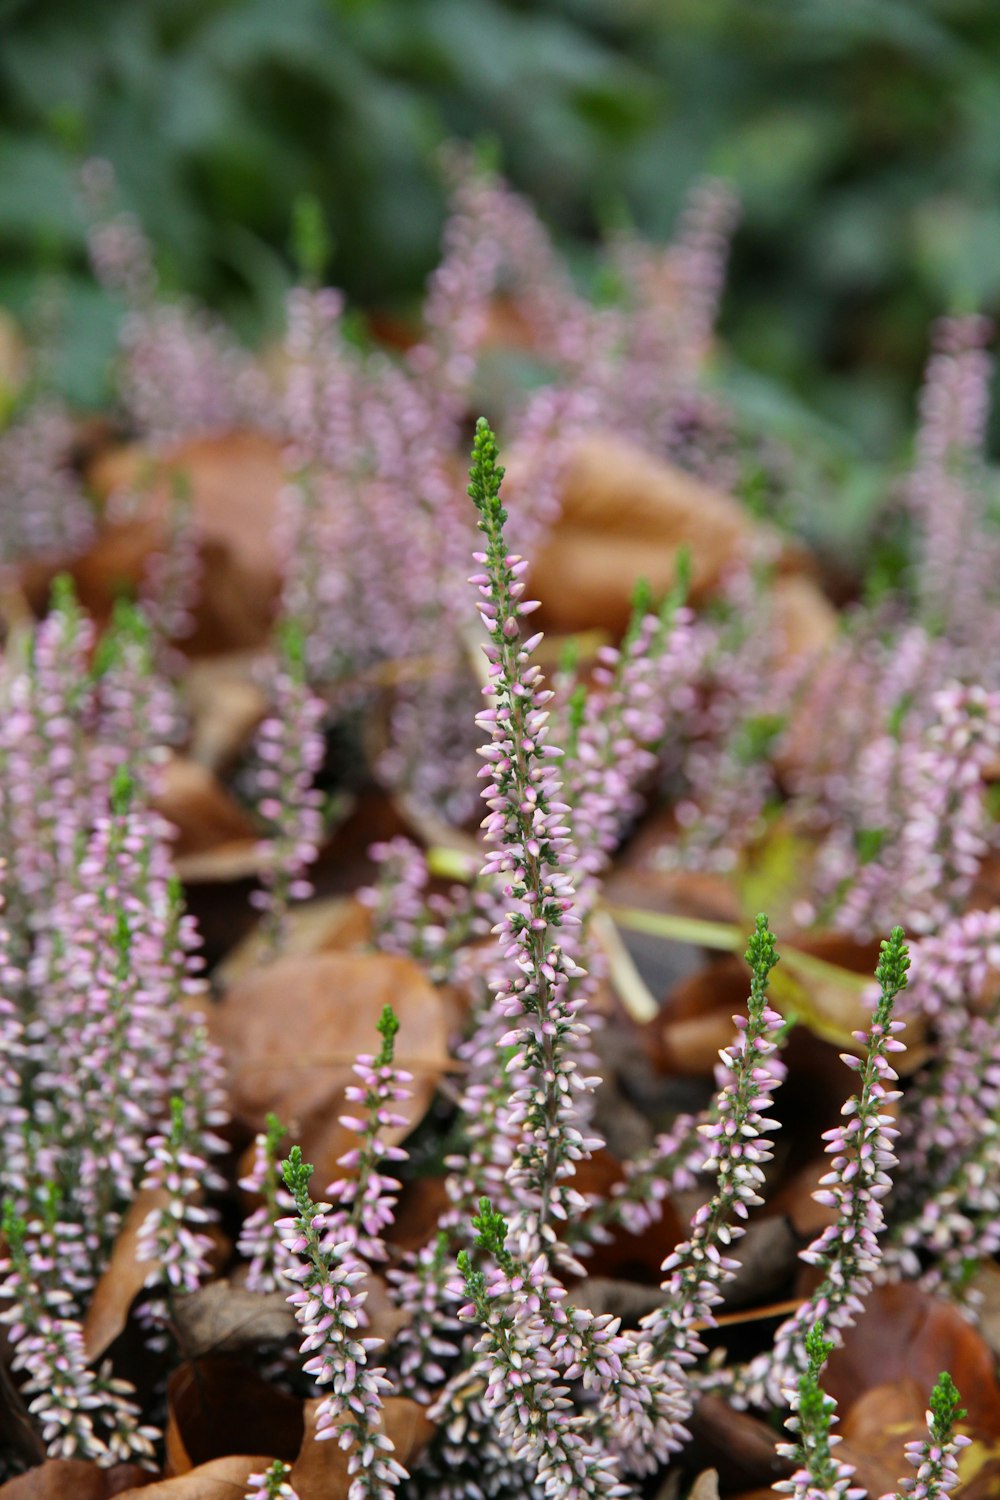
[0,1463,153,1498]
[212,951,449,1186]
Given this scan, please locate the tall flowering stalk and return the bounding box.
[136,1095,220,1349]
[891,909,1000,1286]
[468,417,600,1260]
[773,1324,862,1500]
[278,1007,410,1498]
[633,916,784,1449]
[908,315,997,649]
[249,619,326,950]
[742,928,910,1406]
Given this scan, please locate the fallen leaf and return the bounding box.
[290,1397,434,1499]
[154,757,259,861]
[688,1396,791,1492]
[526,433,812,636]
[216,897,371,988]
[166,1358,302,1474]
[84,1188,169,1361]
[826,1283,1000,1433]
[769,574,838,665]
[212,951,449,1186]
[0,1463,153,1498]
[116,1457,275,1499]
[968,1261,1000,1359]
[184,653,268,774]
[88,430,283,593]
[171,1281,295,1361]
[83,432,284,652]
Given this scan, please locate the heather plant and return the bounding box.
[4,148,1000,1500]
[0,585,226,1465]
[258,426,984,1500]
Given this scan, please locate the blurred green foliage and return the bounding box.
[1,0,999,455]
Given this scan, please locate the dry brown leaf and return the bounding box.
[83,1188,168,1361]
[769,573,838,664]
[155,756,259,861]
[88,431,283,588]
[216,897,371,988]
[183,653,268,773]
[171,1281,295,1361]
[166,1358,302,1474]
[688,1396,791,1492]
[290,1397,434,1499]
[655,957,748,1074]
[524,433,799,635]
[0,1463,153,1498]
[212,951,449,1185]
[116,1456,275,1499]
[84,432,284,652]
[826,1282,1000,1432]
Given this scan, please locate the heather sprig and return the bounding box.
[742,927,910,1405]
[325,1003,412,1263]
[773,1324,861,1500]
[278,1146,406,1498]
[0,1201,157,1467]
[136,1095,217,1348]
[893,1372,970,1500]
[456,1227,630,1500]
[639,917,784,1430]
[469,416,601,1259]
[238,1112,298,1294]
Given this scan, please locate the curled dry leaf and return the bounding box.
[290,1397,435,1499]
[166,1357,303,1474]
[170,1281,295,1362]
[525,432,824,638]
[115,1457,275,1500]
[212,951,449,1186]
[0,1462,153,1499]
[83,1188,169,1362]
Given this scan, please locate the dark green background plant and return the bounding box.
[2,0,999,461]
